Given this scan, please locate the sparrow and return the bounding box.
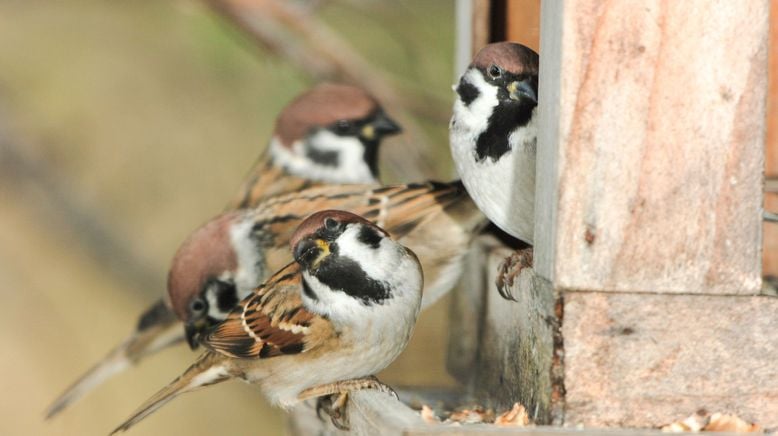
[230,82,402,209]
[44,82,401,419]
[111,210,424,434]
[169,181,485,347]
[449,42,539,299]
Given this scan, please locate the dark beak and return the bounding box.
[508,79,537,104]
[366,112,402,139]
[293,238,330,270]
[184,322,201,350]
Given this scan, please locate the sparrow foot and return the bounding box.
[495,247,534,301]
[315,392,350,430]
[302,376,399,430]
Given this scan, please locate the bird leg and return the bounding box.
[495,247,534,301]
[302,376,398,430]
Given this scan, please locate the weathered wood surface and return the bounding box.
[447,236,560,425]
[764,0,778,277]
[563,292,778,429]
[288,387,753,435]
[535,0,767,294]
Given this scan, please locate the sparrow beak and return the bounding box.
[184,321,203,350]
[294,238,330,270]
[362,112,402,140]
[507,80,537,104]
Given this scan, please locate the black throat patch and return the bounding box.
[475,98,535,163]
[313,255,390,306]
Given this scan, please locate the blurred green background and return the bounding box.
[0,1,458,435]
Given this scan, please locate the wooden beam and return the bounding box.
[535,0,767,294]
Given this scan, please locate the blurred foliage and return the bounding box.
[0,1,456,435]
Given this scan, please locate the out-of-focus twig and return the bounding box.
[205,0,450,181]
[0,101,163,297]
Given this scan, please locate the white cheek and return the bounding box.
[230,218,264,300]
[450,69,499,143]
[269,133,376,184]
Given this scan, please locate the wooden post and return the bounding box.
[764,0,778,278]
[533,0,778,428]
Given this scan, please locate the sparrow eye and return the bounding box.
[190,297,207,316]
[488,64,503,79]
[334,119,352,134]
[324,217,339,231]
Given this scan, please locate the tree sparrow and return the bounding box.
[47,181,484,418]
[44,82,400,419]
[450,42,538,244]
[111,210,424,433]
[449,42,539,300]
[230,82,401,209]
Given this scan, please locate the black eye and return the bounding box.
[488,64,503,79]
[190,297,207,315]
[324,217,339,230]
[334,119,352,134]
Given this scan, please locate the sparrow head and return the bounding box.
[270,83,401,184]
[452,42,538,161]
[290,210,423,321]
[167,211,263,348]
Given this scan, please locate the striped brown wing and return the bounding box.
[248,181,467,269]
[202,262,333,359]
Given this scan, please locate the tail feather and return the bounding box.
[45,301,182,419]
[110,353,230,434]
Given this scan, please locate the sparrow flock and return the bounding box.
[47,41,540,432]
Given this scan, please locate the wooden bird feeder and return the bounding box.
[290,0,778,433]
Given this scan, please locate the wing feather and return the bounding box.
[202,263,329,359]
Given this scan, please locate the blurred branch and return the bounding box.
[0,101,163,297]
[205,0,449,180]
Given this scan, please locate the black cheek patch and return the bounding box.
[305,146,340,167]
[357,226,383,249]
[215,281,239,313]
[456,80,480,107]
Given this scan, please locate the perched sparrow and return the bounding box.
[230,82,401,209]
[450,42,538,244]
[44,83,401,419]
[111,210,424,433]
[450,42,538,300]
[169,181,485,347]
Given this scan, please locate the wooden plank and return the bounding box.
[446,237,489,382]
[447,236,559,425]
[763,0,778,276]
[534,0,767,294]
[562,292,778,429]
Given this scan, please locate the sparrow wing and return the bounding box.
[202,262,332,359]
[248,181,468,248]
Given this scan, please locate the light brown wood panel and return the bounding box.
[763,0,778,276]
[535,0,767,294]
[563,292,778,429]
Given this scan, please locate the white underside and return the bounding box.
[450,69,537,243]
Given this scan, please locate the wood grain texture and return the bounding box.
[447,237,559,424]
[535,0,767,294]
[563,292,778,429]
[446,237,489,382]
[763,0,778,276]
